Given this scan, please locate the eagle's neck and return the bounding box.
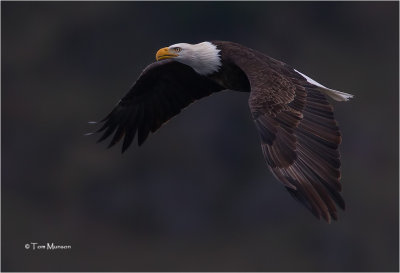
[179,42,222,76]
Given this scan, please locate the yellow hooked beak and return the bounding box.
[156,47,178,61]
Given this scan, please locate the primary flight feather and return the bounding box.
[92,41,353,223]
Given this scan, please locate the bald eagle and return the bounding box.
[93,41,353,223]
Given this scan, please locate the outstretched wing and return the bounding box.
[233,52,344,223]
[95,59,224,152]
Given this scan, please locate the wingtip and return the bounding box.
[323,214,332,224]
[121,146,128,154]
[107,142,116,149]
[96,136,106,143]
[137,136,146,147]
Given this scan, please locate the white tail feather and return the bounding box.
[294,69,354,102]
[317,87,354,102]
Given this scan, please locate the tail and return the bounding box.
[294,69,354,102]
[317,87,354,102]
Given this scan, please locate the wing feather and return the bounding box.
[224,41,346,222]
[94,60,223,152]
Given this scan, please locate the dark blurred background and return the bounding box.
[2,1,398,271]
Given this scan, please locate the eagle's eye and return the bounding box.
[173,47,182,53]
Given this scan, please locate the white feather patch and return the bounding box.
[169,42,222,76]
[294,69,354,102]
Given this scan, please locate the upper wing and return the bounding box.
[95,59,224,152]
[233,53,344,223]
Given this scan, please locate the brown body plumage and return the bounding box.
[92,41,353,223]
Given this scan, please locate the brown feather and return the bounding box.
[212,41,346,222]
[95,60,224,151]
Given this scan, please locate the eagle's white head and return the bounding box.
[156,42,222,76]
